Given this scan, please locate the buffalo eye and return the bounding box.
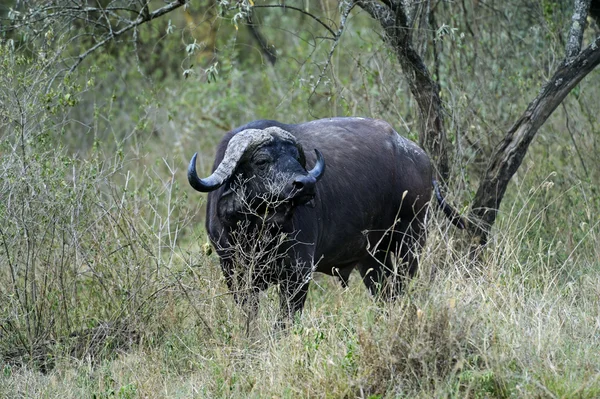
[254,157,270,170]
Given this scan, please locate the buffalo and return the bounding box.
[188,117,464,325]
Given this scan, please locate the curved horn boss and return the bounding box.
[188,128,280,192]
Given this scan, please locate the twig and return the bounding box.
[252,4,337,37]
[310,1,355,98]
[68,0,187,73]
[246,13,277,65]
[0,226,20,306]
[561,102,589,178]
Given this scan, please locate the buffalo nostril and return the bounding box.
[292,175,316,195]
[293,181,305,190]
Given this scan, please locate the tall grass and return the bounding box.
[0,43,208,375]
[2,171,598,397]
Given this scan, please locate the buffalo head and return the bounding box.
[188,127,325,227]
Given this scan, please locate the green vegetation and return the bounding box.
[1,1,599,397]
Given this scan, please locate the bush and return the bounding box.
[0,43,207,371]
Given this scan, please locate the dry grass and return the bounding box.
[2,179,599,398]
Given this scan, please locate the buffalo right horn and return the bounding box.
[188,153,223,192]
[188,128,285,193]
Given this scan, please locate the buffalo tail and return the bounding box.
[433,180,466,230]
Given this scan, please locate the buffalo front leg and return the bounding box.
[242,287,260,337]
[380,217,426,299]
[276,274,310,330]
[219,257,261,335]
[357,255,387,298]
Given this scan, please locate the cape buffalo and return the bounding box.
[188,117,464,325]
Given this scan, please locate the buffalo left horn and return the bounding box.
[308,149,325,181]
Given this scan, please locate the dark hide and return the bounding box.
[200,117,446,325]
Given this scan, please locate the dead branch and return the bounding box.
[246,13,277,66]
[68,1,187,73]
[470,0,599,244]
[251,4,337,38]
[310,1,355,98]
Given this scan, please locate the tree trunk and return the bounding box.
[471,32,600,244]
[357,1,450,182]
[358,1,600,246]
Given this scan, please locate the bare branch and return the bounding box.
[68,0,187,73]
[561,102,589,178]
[470,34,600,244]
[356,1,395,29]
[246,13,277,66]
[566,0,591,58]
[251,4,337,38]
[310,1,355,97]
[139,0,151,20]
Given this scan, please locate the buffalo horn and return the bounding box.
[308,149,325,181]
[188,152,221,192]
[188,128,292,193]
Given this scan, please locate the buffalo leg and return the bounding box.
[396,216,427,277]
[219,257,236,294]
[358,216,426,299]
[357,254,394,299]
[277,275,310,329]
[219,256,261,335]
[386,217,427,296]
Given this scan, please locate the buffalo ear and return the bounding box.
[217,188,243,225]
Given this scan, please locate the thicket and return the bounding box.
[0,1,599,397]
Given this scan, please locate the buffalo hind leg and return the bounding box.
[385,217,427,297]
[357,253,397,300]
[358,220,425,300]
[397,216,427,279]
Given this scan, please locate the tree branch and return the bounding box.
[68,0,187,73]
[356,1,395,29]
[566,0,591,58]
[561,102,589,178]
[310,1,355,97]
[246,14,277,66]
[470,33,600,244]
[251,4,337,38]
